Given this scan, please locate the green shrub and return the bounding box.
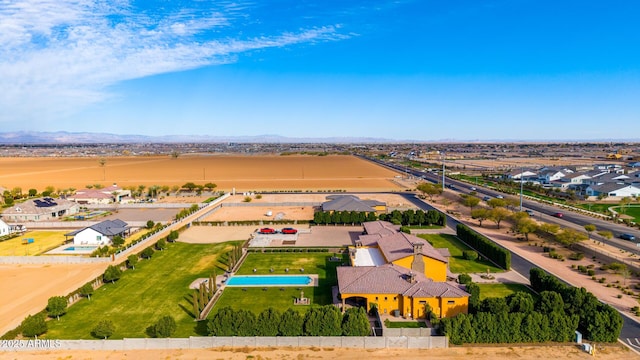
[463,250,479,261]
[458,274,472,285]
[568,252,584,260]
[587,269,595,276]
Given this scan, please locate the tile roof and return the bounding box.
[337,264,468,298]
[2,198,78,216]
[65,219,129,237]
[362,221,447,263]
[322,195,385,212]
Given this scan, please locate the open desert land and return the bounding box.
[2,344,635,360]
[0,263,108,337]
[438,156,624,171]
[0,155,404,192]
[200,193,418,222]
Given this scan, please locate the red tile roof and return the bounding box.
[337,264,468,298]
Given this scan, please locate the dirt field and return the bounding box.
[0,155,403,192]
[3,344,636,360]
[0,263,109,337]
[439,156,621,171]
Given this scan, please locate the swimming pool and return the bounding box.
[63,246,98,252]
[226,275,313,287]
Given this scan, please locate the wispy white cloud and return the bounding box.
[0,0,348,123]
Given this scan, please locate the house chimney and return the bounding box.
[411,242,425,274]
[413,242,423,255]
[407,271,416,284]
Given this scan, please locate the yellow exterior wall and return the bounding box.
[423,257,447,281]
[391,255,413,270]
[342,292,467,319]
[373,205,386,212]
[342,293,401,316]
[391,255,447,282]
[439,297,469,318]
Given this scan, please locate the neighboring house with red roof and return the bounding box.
[337,221,469,320]
[68,184,131,204]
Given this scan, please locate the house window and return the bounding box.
[384,297,387,301]
[375,297,378,301]
[447,300,455,305]
[393,297,397,301]
[97,236,102,241]
[419,301,426,305]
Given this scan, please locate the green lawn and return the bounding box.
[45,241,239,339]
[576,202,614,214]
[212,251,347,314]
[0,230,69,256]
[615,205,640,223]
[418,234,503,274]
[384,320,427,328]
[477,283,536,300]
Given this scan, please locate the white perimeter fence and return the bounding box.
[0,335,447,352]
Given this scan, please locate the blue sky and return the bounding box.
[1,0,639,141]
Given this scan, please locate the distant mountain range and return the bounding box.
[0,131,398,144]
[0,131,637,144]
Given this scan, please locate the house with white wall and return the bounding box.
[65,219,130,245]
[586,184,640,198]
[0,218,10,237]
[68,184,131,205]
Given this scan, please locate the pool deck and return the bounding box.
[45,244,98,255]
[189,274,319,290]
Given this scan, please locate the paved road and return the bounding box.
[399,192,640,350]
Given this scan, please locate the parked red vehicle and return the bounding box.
[258,228,276,234]
[281,228,298,234]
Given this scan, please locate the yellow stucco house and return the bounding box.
[337,221,469,319]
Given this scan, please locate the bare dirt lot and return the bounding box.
[0,263,108,337]
[0,155,403,192]
[3,344,636,360]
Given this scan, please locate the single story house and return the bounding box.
[586,184,640,198]
[321,195,386,213]
[0,218,10,237]
[68,184,131,204]
[505,169,537,180]
[1,197,80,222]
[65,219,130,245]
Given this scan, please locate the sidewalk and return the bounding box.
[427,192,640,316]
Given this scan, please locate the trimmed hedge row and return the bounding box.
[193,220,310,226]
[529,268,623,342]
[456,224,510,270]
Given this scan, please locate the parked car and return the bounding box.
[525,209,535,216]
[619,233,636,241]
[552,212,564,218]
[258,228,276,234]
[482,196,491,201]
[281,228,298,234]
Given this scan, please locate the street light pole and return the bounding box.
[442,152,446,192]
[520,166,524,212]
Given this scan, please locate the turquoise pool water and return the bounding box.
[226,275,312,286]
[63,246,98,252]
